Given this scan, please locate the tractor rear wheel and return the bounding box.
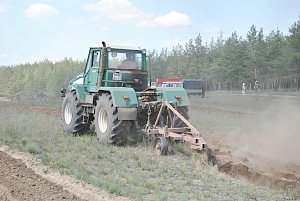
[61,91,90,134]
[172,106,189,128]
[95,93,132,145]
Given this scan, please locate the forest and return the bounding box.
[0,18,299,99]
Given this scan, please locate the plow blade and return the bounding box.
[147,127,206,151]
[144,100,231,166]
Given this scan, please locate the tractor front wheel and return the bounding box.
[95,93,132,145]
[61,91,90,134]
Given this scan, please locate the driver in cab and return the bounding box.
[119,52,139,69]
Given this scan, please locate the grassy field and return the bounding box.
[1,91,299,200]
[190,91,300,133]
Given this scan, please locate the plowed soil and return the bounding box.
[219,161,300,190]
[203,133,300,191]
[0,150,84,201]
[0,146,130,201]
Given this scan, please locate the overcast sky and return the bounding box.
[0,0,299,66]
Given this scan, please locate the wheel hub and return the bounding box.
[98,108,108,133]
[64,103,73,125]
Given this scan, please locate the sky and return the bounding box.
[0,0,299,66]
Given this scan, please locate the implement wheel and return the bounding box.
[95,93,132,145]
[155,137,169,155]
[61,91,90,134]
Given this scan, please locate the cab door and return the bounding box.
[84,49,101,92]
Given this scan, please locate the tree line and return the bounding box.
[0,58,84,100]
[0,18,299,99]
[149,18,300,91]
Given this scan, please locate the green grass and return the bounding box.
[0,95,295,201]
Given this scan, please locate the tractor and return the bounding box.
[61,42,207,155]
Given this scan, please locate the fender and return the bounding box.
[98,87,138,120]
[155,87,190,106]
[66,73,86,101]
[67,84,86,102]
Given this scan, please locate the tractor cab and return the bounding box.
[83,45,148,93]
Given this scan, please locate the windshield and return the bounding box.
[108,51,142,70]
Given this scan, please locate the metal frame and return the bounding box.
[144,100,206,151]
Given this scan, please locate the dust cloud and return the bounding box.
[226,98,300,173]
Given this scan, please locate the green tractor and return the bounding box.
[61,42,205,154]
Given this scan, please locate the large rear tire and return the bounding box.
[61,91,90,134]
[95,93,133,145]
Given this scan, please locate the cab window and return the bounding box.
[92,51,100,66]
[108,51,142,69]
[85,50,100,74]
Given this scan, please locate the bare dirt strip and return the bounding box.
[0,146,129,201]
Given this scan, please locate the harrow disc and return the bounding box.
[155,137,169,155]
